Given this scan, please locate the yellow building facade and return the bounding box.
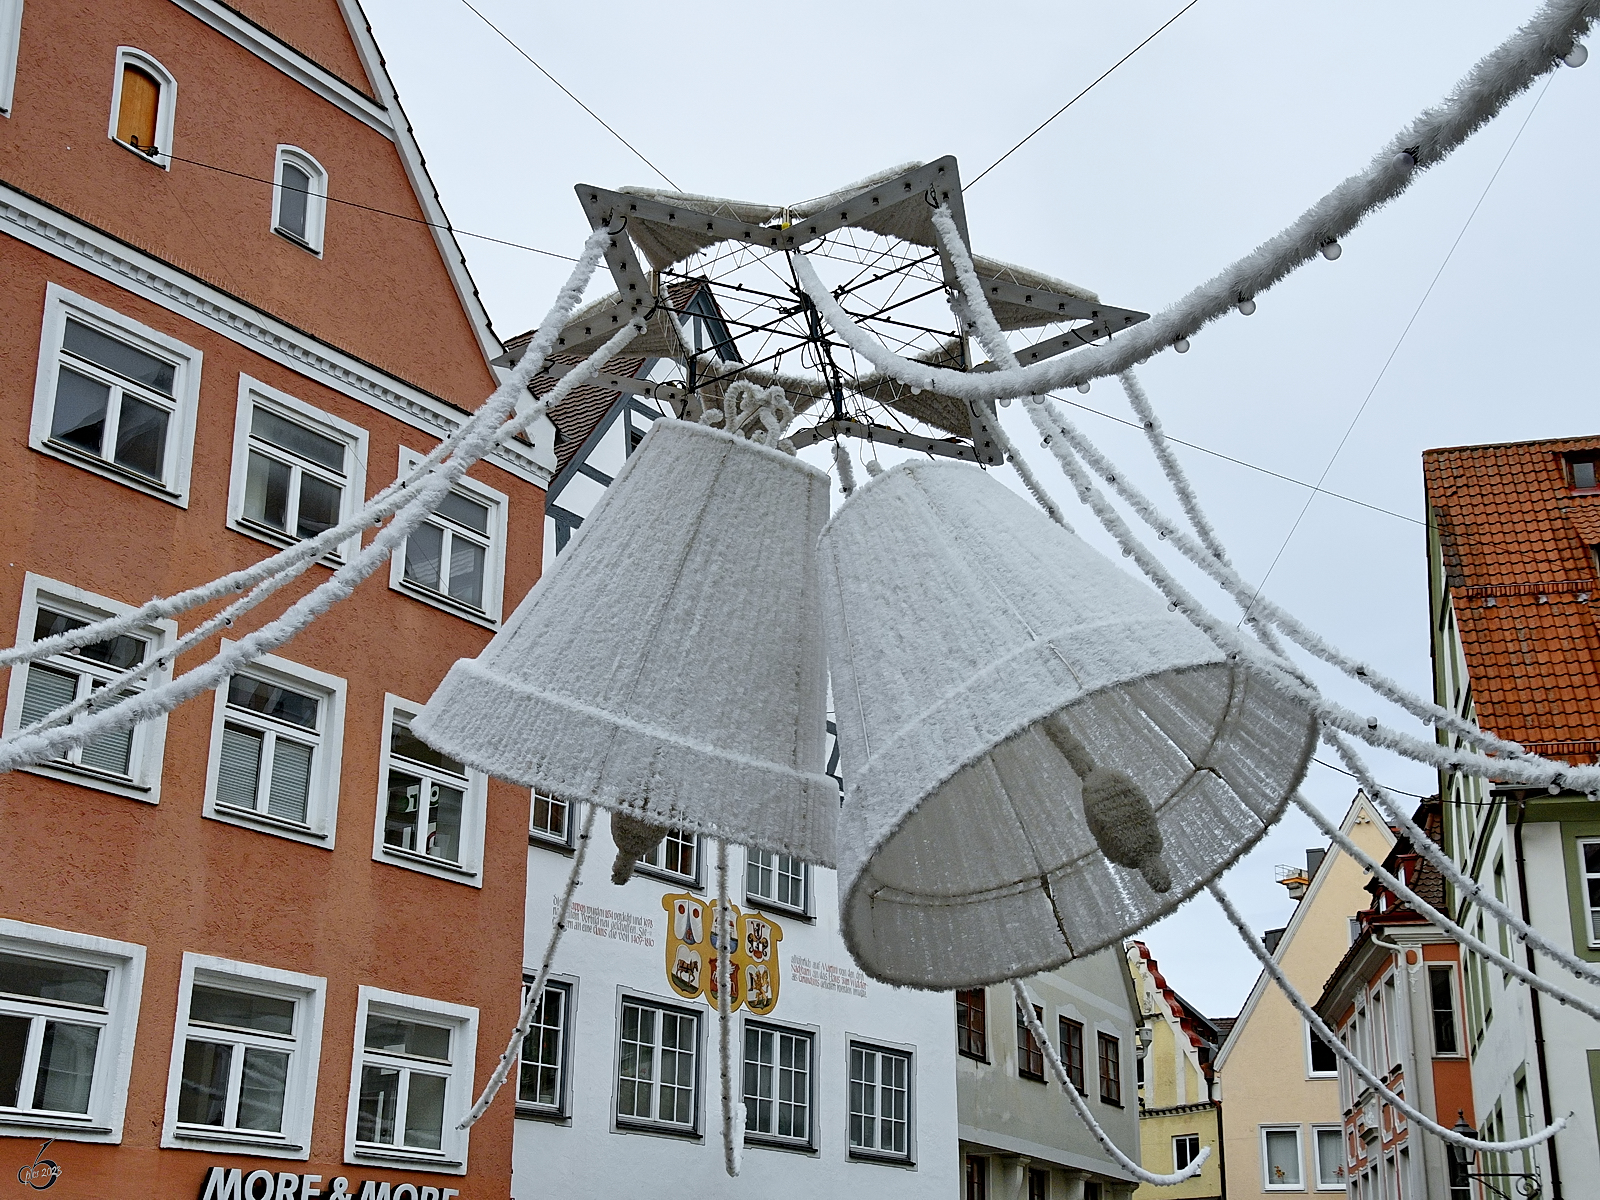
[1128,941,1225,1200]
[1213,791,1393,1198]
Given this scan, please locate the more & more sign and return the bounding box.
[200,1167,463,1200]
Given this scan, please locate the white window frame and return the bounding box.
[613,991,702,1136]
[744,848,810,917]
[1311,1123,1345,1191]
[160,954,325,1159]
[741,1017,817,1152]
[0,918,145,1143]
[389,447,508,626]
[515,974,574,1120]
[201,646,345,847]
[1261,1124,1306,1192]
[271,145,328,254]
[529,790,575,851]
[0,0,22,116]
[1173,1132,1201,1171]
[371,694,487,886]
[1578,837,1600,948]
[345,986,476,1175]
[2,572,175,803]
[1305,1018,1338,1080]
[1426,963,1464,1058]
[847,1037,915,1164]
[226,376,367,562]
[635,828,701,888]
[107,47,175,169]
[30,283,202,504]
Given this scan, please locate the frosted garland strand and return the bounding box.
[716,841,743,1176]
[0,229,617,672]
[0,250,632,773]
[832,441,857,495]
[1012,980,1209,1186]
[1118,371,1232,569]
[1324,733,1600,993]
[1284,779,1600,1015]
[794,0,1596,403]
[1208,882,1569,1151]
[459,804,597,1129]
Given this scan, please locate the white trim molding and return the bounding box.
[0,184,554,482]
[160,953,327,1159]
[0,917,147,1143]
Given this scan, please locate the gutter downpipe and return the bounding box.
[1515,795,1562,1200]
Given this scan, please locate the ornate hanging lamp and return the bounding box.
[821,460,1316,988]
[414,416,837,866]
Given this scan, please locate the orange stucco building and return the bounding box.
[0,1,554,1195]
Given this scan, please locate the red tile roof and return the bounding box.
[530,355,647,478]
[1423,435,1600,756]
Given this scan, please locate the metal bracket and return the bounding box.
[789,418,983,464]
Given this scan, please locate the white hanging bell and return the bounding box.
[414,418,837,864]
[820,461,1316,987]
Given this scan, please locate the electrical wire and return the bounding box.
[968,0,1201,188]
[1240,73,1557,625]
[162,151,578,260]
[457,0,679,190]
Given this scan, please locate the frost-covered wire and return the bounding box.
[1323,733,1600,994]
[1013,980,1208,1185]
[1209,882,1570,1151]
[459,804,597,1129]
[794,0,1595,401]
[1119,371,1231,568]
[716,841,743,1176]
[0,235,630,773]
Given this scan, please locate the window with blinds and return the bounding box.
[215,674,323,826]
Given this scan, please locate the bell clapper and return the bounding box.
[1043,713,1173,893]
[610,810,669,884]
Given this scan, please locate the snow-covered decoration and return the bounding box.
[820,459,1317,989]
[0,229,631,774]
[1208,882,1568,1153]
[1013,980,1211,1186]
[792,0,1597,403]
[714,841,743,1178]
[697,379,796,452]
[414,418,838,864]
[460,804,598,1130]
[609,811,668,884]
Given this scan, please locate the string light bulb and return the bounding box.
[1174,337,1190,354]
[1237,298,1257,316]
[1394,148,1417,169]
[1077,382,1091,394]
[1564,43,1588,67]
[1320,240,1342,261]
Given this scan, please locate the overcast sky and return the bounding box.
[364,0,1599,1018]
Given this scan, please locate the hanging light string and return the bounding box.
[1012,980,1210,1185]
[715,842,744,1176]
[1207,882,1569,1152]
[790,0,1595,404]
[459,803,597,1129]
[0,229,637,773]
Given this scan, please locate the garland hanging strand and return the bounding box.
[1118,371,1231,569]
[716,841,743,1176]
[0,244,635,774]
[1325,733,1600,993]
[1286,774,1600,1017]
[459,804,597,1129]
[793,0,1597,404]
[1012,980,1209,1186]
[1208,882,1569,1152]
[832,440,857,496]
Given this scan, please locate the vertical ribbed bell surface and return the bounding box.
[820,460,1316,987]
[414,418,837,865]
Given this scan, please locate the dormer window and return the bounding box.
[109,49,175,168]
[272,147,327,254]
[1566,452,1600,493]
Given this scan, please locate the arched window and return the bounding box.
[109,48,175,168]
[272,146,328,254]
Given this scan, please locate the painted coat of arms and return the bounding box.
[661,892,783,1014]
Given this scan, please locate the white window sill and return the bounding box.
[632,864,700,889]
[391,580,499,629]
[528,830,575,854]
[22,760,156,804]
[272,227,322,257]
[208,801,332,848]
[0,1112,115,1141]
[227,516,346,567]
[745,896,811,921]
[514,1102,568,1122]
[112,137,169,169]
[847,1149,915,1168]
[377,844,482,888]
[349,1143,463,1174]
[31,437,186,506]
[169,1123,306,1158]
[614,1118,700,1141]
[744,1132,818,1155]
